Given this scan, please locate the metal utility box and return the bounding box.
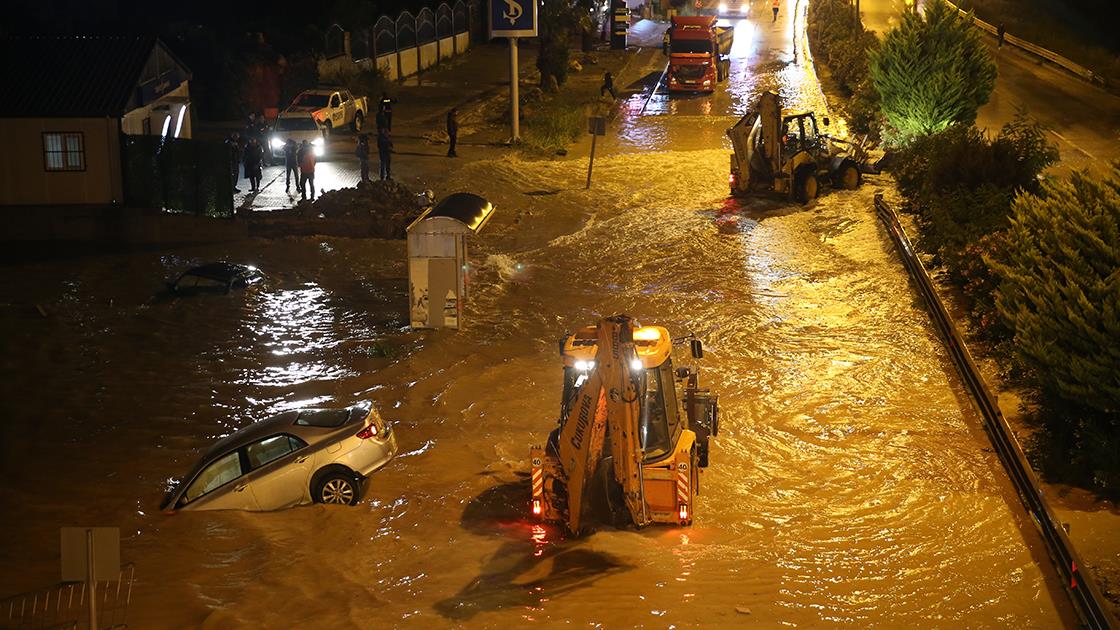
[407,192,495,329]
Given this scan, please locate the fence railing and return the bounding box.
[1,564,135,630]
[324,0,475,82]
[874,195,1117,630]
[944,1,1103,86]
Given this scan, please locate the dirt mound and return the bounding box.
[250,180,431,239]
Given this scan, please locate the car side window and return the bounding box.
[245,434,307,470]
[184,451,243,502]
[330,94,340,108]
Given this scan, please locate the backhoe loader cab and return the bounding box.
[728,91,870,203]
[531,317,719,535]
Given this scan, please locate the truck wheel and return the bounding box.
[351,112,364,132]
[794,169,819,204]
[835,161,860,190]
[323,121,333,138]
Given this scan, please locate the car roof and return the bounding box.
[183,262,255,282]
[278,111,318,119]
[197,403,368,460]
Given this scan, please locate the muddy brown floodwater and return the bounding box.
[0,7,1077,629]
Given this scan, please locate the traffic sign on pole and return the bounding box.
[489,0,538,141]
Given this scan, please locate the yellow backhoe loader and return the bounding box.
[530,315,719,535]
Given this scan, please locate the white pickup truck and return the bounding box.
[285,88,369,135]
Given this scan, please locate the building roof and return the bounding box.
[0,36,190,118]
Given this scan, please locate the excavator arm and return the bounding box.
[554,316,648,534]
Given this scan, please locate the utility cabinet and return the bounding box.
[406,192,495,330]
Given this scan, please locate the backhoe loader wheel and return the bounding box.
[835,161,861,190]
[794,168,819,204]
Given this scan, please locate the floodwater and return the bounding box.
[0,3,1075,628]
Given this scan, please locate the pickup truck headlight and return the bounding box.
[270,137,283,149]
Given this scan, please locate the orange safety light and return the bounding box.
[532,499,542,517]
[679,503,689,522]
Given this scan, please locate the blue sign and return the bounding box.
[489,0,538,38]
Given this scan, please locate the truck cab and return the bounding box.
[665,16,733,93]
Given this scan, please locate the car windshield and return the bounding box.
[294,93,330,108]
[672,39,712,55]
[673,64,708,78]
[276,117,319,131]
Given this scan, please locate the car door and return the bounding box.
[180,450,260,511]
[243,434,314,509]
[330,93,344,127]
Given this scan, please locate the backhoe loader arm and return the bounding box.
[554,316,647,533]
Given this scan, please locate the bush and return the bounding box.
[870,0,996,145]
[992,161,1120,416]
[893,112,1057,337]
[807,0,882,137]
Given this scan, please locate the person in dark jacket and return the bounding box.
[997,23,1006,49]
[356,134,371,182]
[377,92,394,131]
[226,132,243,193]
[283,138,300,194]
[600,72,617,99]
[446,108,459,158]
[377,128,393,180]
[243,137,264,193]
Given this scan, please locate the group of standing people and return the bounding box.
[225,91,464,198]
[224,132,265,194]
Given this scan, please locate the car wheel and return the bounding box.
[314,471,360,505]
[352,112,364,132]
[323,121,333,138]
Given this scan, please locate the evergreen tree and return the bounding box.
[992,161,1120,415]
[869,0,996,145]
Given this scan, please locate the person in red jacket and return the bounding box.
[298,140,316,201]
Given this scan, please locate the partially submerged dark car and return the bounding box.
[168,263,263,295]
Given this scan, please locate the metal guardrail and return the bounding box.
[873,195,1116,629]
[0,564,135,630]
[944,1,1103,86]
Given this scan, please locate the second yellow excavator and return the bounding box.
[530,315,719,534]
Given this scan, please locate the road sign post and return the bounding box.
[61,527,119,630]
[489,0,538,143]
[586,116,606,189]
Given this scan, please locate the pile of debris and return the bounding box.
[251,180,431,239]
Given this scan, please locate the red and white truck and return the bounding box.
[665,16,734,93]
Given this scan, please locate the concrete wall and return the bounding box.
[437,37,455,60]
[325,32,472,85]
[419,42,439,70]
[0,117,122,206]
[376,54,398,81]
[398,48,419,77]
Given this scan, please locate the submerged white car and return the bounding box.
[161,402,397,513]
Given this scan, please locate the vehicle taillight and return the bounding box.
[532,499,542,516]
[356,426,375,439]
[679,503,689,522]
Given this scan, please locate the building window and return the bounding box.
[42,132,85,172]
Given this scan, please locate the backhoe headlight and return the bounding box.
[629,358,643,371]
[574,360,595,371]
[270,137,283,149]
